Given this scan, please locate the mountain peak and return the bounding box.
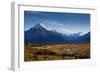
[33,23,47,31]
[34,23,43,29]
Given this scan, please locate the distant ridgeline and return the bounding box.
[25,23,90,44]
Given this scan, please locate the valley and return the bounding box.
[24,43,90,61]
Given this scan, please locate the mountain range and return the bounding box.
[25,23,90,44]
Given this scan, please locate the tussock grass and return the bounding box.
[24,43,90,61]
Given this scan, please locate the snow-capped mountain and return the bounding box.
[25,23,68,44]
[36,23,70,35]
[25,23,90,44]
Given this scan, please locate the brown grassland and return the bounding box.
[24,43,90,61]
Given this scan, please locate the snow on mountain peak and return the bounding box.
[78,32,85,36]
[34,23,85,36]
[35,23,72,35]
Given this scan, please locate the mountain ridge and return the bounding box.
[25,23,90,44]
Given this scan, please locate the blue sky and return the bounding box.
[24,11,90,34]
